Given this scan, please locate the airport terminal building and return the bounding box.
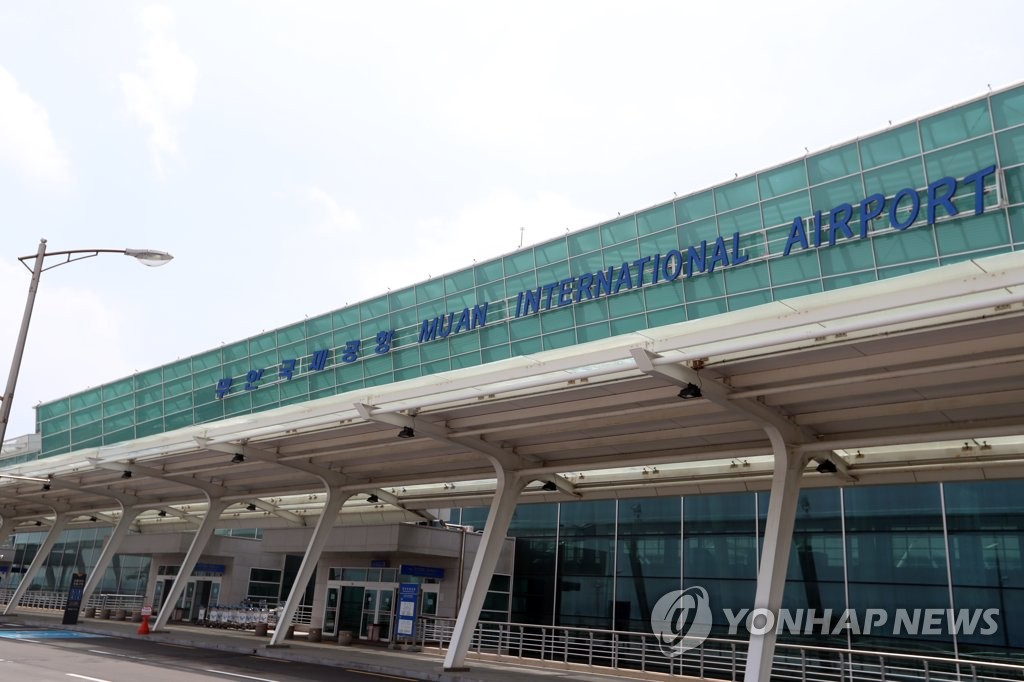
[2,83,1024,681]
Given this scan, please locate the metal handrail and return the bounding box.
[414,617,1024,682]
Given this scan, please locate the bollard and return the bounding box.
[254,622,268,637]
[337,630,353,646]
[307,627,322,643]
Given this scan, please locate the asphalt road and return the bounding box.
[0,623,414,682]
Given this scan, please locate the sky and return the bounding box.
[1,0,1023,440]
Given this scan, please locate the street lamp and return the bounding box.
[0,238,173,449]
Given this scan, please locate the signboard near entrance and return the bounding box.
[62,572,87,625]
[397,583,418,638]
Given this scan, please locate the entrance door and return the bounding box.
[360,587,395,641]
[338,586,364,635]
[420,584,439,618]
[181,578,220,622]
[323,587,340,636]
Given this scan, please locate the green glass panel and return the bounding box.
[474,258,504,285]
[191,351,220,372]
[675,189,714,223]
[163,393,193,414]
[608,289,644,317]
[769,251,820,285]
[762,192,810,228]
[807,143,859,184]
[575,298,609,323]
[1010,207,1024,243]
[106,427,135,444]
[536,263,568,286]
[508,316,540,341]
[419,358,449,375]
[451,352,481,369]
[643,283,682,310]
[363,372,394,389]
[678,216,718,245]
[444,268,475,293]
[136,418,164,437]
[773,280,823,299]
[765,224,795,256]
[279,377,308,401]
[872,226,937,266]
[920,100,991,151]
[71,422,102,442]
[41,415,68,436]
[163,375,191,398]
[359,296,388,320]
[443,291,476,313]
[863,157,926,198]
[729,289,772,311]
[686,270,726,300]
[250,333,276,354]
[936,212,1009,256]
[303,314,330,337]
[600,216,637,245]
[877,259,937,280]
[481,345,512,362]
[419,339,449,362]
[135,403,163,422]
[822,270,878,291]
[717,204,762,234]
[576,321,610,342]
[510,338,541,356]
[222,341,247,362]
[388,286,416,310]
[136,385,162,406]
[414,279,444,304]
[223,391,252,416]
[1005,167,1024,205]
[331,307,359,331]
[37,398,69,420]
[714,176,758,211]
[540,308,574,332]
[478,322,510,347]
[602,243,640,265]
[69,388,100,411]
[758,160,807,200]
[819,239,875,276]
[535,239,568,266]
[997,126,1024,166]
[506,271,536,294]
[859,123,921,169]
[734,227,768,261]
[542,329,577,350]
[610,314,646,335]
[102,393,134,418]
[638,227,679,256]
[940,244,1011,265]
[992,86,1024,129]
[646,306,685,327]
[567,227,601,254]
[637,204,675,235]
[362,354,393,376]
[475,281,506,305]
[449,332,481,353]
[687,298,728,320]
[70,404,101,428]
[391,346,419,368]
[99,380,132,403]
[924,137,996,181]
[165,410,194,430]
[42,431,70,453]
[810,175,863,210]
[503,250,535,275]
[725,261,770,293]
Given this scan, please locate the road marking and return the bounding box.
[67,675,113,682]
[203,671,279,682]
[88,649,126,657]
[344,671,415,681]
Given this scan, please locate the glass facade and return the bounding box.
[2,527,150,596]
[28,84,1024,459]
[455,478,1024,661]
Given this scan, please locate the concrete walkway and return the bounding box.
[0,610,695,682]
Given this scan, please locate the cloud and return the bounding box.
[119,4,197,174]
[0,64,73,185]
[305,187,362,235]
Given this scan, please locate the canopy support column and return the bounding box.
[3,514,70,615]
[268,487,350,646]
[79,507,141,614]
[744,432,806,682]
[152,498,229,631]
[443,469,526,671]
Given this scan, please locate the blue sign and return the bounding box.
[193,562,226,575]
[400,564,445,579]
[396,583,419,638]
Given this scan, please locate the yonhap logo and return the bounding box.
[651,587,713,656]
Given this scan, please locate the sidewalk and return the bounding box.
[0,610,693,682]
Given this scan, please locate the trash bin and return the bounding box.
[337,630,353,646]
[367,623,381,642]
[307,627,322,643]
[254,622,268,637]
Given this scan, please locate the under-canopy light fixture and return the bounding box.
[41,482,51,491]
[541,481,558,492]
[677,382,702,399]
[157,510,168,517]
[246,503,257,511]
[121,470,132,479]
[367,494,379,503]
[89,516,97,522]
[816,459,838,474]
[397,426,415,439]
[231,453,245,464]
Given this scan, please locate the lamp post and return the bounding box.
[0,239,173,449]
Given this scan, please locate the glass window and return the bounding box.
[807,143,860,184]
[600,216,637,246]
[758,160,807,200]
[863,157,926,197]
[935,211,1009,256]
[714,176,758,211]
[675,189,714,223]
[637,203,675,235]
[924,137,997,182]
[859,123,921,169]
[919,100,991,151]
[717,204,762,234]
[567,228,600,254]
[762,192,811,229]
[997,126,1024,166]
[991,85,1024,129]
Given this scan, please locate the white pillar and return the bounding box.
[743,443,806,682]
[443,470,526,671]
[3,514,70,615]
[152,498,229,630]
[79,508,141,613]
[269,488,349,646]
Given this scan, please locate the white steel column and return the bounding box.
[2,514,70,615]
[268,488,350,646]
[79,507,141,613]
[743,436,807,682]
[152,498,229,631]
[443,469,526,671]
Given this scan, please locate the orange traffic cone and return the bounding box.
[138,615,150,635]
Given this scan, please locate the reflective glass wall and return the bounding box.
[455,477,1024,660]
